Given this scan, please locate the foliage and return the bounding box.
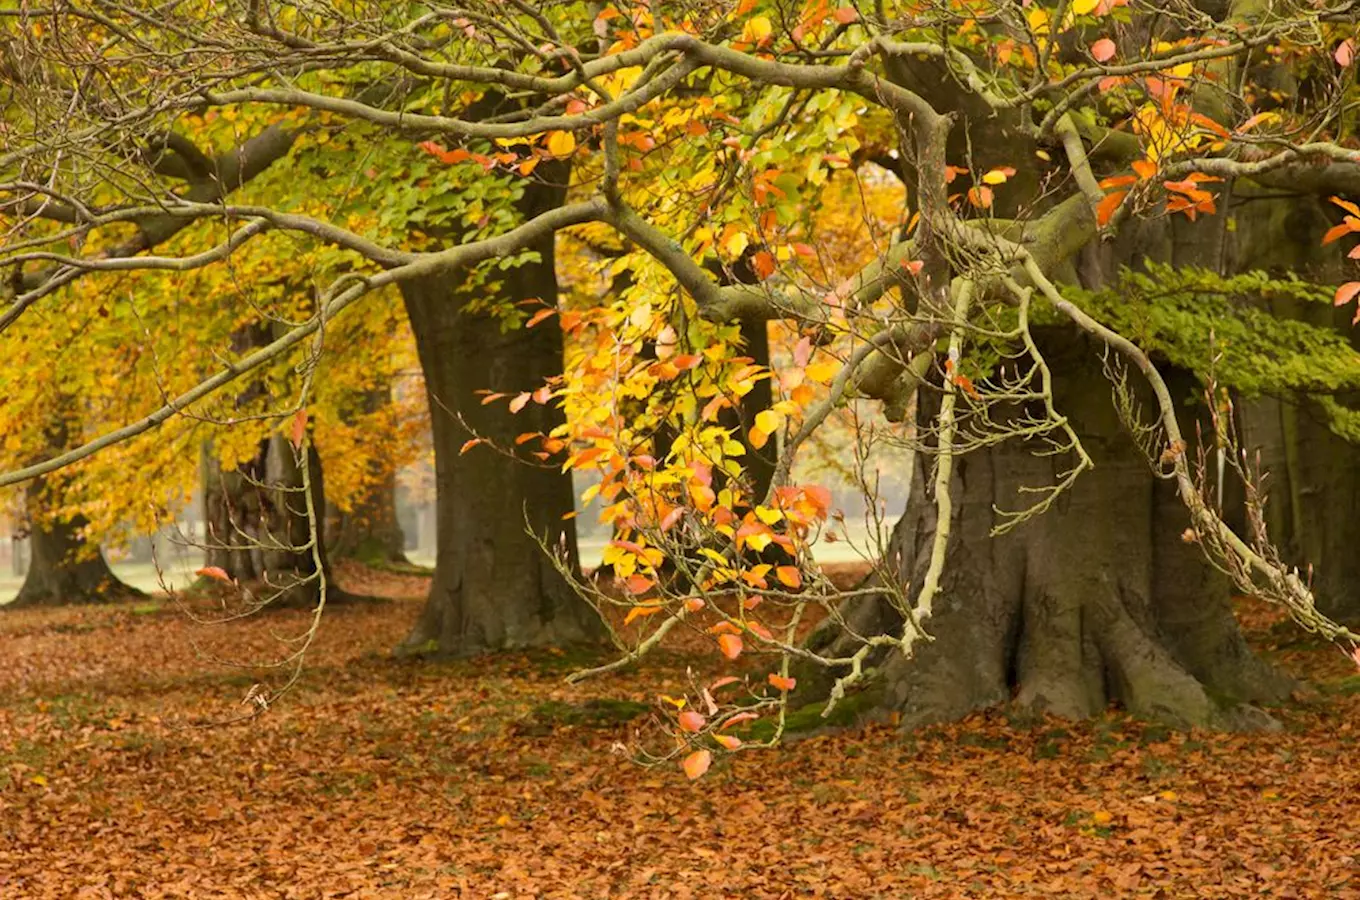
[3,0,1360,771]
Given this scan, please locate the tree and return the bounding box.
[2,0,1359,759]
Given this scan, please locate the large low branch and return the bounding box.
[0,198,608,488]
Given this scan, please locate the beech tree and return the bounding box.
[3,0,1360,755]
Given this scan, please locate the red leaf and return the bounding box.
[1090,38,1116,62]
[681,749,712,780]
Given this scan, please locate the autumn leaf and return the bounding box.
[545,130,576,158]
[718,633,744,659]
[681,749,712,779]
[775,566,802,589]
[1091,38,1117,62]
[1097,190,1128,227]
[768,673,797,691]
[195,566,233,583]
[459,438,484,454]
[525,308,556,327]
[678,710,706,733]
[1337,38,1355,67]
[288,408,308,450]
[714,734,742,750]
[1333,281,1360,310]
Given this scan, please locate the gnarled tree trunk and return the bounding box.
[398,164,602,655]
[8,477,142,608]
[800,333,1292,731]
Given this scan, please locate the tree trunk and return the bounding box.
[8,478,142,608]
[201,434,341,608]
[326,459,408,566]
[397,166,603,655]
[800,332,1292,731]
[1241,394,1360,625]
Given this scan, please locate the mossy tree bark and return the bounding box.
[398,162,603,655]
[799,333,1292,731]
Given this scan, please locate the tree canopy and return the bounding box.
[3,0,1360,772]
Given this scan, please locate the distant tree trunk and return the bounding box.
[325,421,408,567]
[1241,394,1360,625]
[397,163,603,655]
[202,438,267,583]
[799,333,1293,731]
[8,477,142,608]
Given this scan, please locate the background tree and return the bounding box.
[2,1,1358,761]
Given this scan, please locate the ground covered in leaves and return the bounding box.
[2,562,1357,899]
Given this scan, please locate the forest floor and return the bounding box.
[1,563,1357,899]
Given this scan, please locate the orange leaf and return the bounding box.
[720,711,759,729]
[1331,196,1360,218]
[678,710,706,733]
[459,438,484,454]
[514,432,540,445]
[624,575,654,595]
[288,408,308,450]
[768,673,797,691]
[1090,37,1116,62]
[718,633,744,659]
[775,566,802,589]
[624,604,663,625]
[833,6,859,22]
[195,566,232,583]
[1097,190,1127,227]
[1334,281,1360,308]
[508,392,532,413]
[684,596,706,613]
[1131,159,1157,180]
[1322,220,1360,245]
[681,749,712,780]
[715,734,742,750]
[526,307,556,327]
[710,676,740,690]
[751,250,776,280]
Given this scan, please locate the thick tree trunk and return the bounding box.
[397,167,603,655]
[8,479,142,608]
[201,435,341,608]
[800,333,1292,731]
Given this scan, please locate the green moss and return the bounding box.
[741,684,885,743]
[524,698,650,734]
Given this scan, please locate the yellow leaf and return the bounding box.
[742,15,772,44]
[1092,810,1113,825]
[805,359,839,383]
[29,775,48,787]
[1071,0,1099,14]
[546,130,577,158]
[981,168,1009,185]
[724,230,750,258]
[754,506,783,525]
[754,408,784,435]
[496,814,512,826]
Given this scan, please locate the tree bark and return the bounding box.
[800,332,1292,731]
[8,478,143,608]
[397,165,603,655]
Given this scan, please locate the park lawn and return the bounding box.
[0,563,1356,899]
